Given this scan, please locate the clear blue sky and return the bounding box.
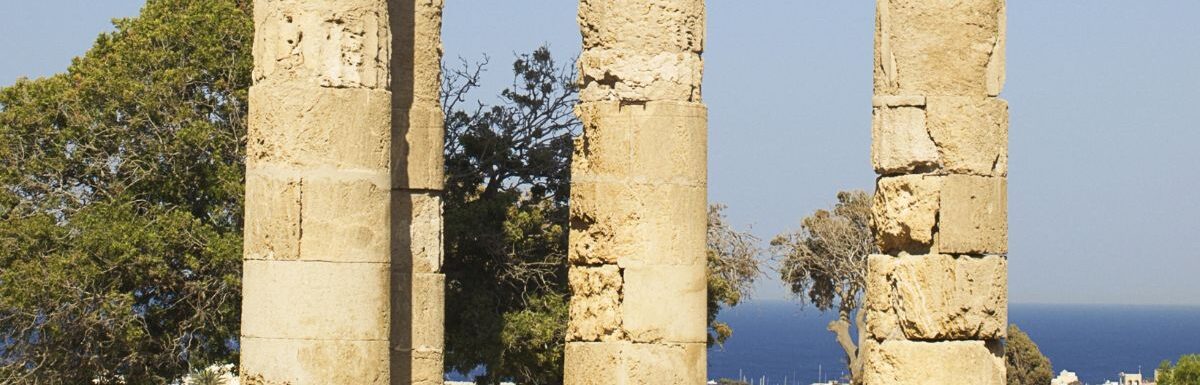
[3,1,1198,306]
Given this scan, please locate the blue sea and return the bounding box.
[707,301,1200,385]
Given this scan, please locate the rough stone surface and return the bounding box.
[392,272,445,351]
[392,349,444,385]
[393,104,446,190]
[240,337,391,385]
[926,96,1008,176]
[874,0,1006,96]
[248,85,392,170]
[299,178,390,263]
[572,101,707,186]
[241,260,389,340]
[568,265,624,342]
[578,0,704,102]
[866,254,1007,340]
[244,173,301,261]
[252,0,393,89]
[621,264,707,343]
[872,102,938,175]
[393,192,443,273]
[568,182,706,268]
[862,340,1005,385]
[872,175,942,253]
[938,175,1007,254]
[564,342,705,385]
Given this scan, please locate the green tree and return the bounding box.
[0,0,251,383]
[1006,324,1053,385]
[771,191,875,381]
[1157,354,1200,385]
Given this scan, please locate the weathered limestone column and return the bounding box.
[863,0,1008,384]
[241,1,445,384]
[564,1,707,384]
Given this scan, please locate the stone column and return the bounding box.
[863,0,1008,384]
[564,1,708,384]
[241,1,445,384]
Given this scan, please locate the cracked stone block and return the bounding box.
[248,84,392,171]
[578,0,705,53]
[872,96,938,175]
[938,175,1007,254]
[252,0,392,89]
[244,172,301,261]
[579,50,703,103]
[621,264,707,344]
[573,101,707,187]
[874,0,1005,96]
[872,175,942,253]
[240,337,391,385]
[299,178,390,263]
[564,342,623,385]
[242,260,389,340]
[391,0,446,104]
[568,182,706,267]
[926,96,1008,177]
[391,272,445,351]
[865,254,1007,341]
[568,265,624,341]
[863,340,1005,385]
[392,192,443,273]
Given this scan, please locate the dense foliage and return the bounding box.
[0,0,252,383]
[1157,355,1200,385]
[1005,324,1053,385]
[771,190,875,381]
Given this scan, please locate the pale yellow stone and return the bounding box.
[563,342,706,385]
[252,0,392,89]
[241,260,389,340]
[392,349,444,385]
[874,0,1005,96]
[578,51,703,102]
[391,0,445,105]
[863,340,1005,385]
[392,272,445,351]
[299,178,390,263]
[240,337,391,385]
[392,192,443,273]
[621,264,707,344]
[568,182,706,267]
[872,104,938,175]
[567,265,624,341]
[248,84,392,170]
[938,175,1007,254]
[572,101,707,186]
[866,254,1007,340]
[393,103,446,191]
[244,173,301,261]
[872,175,943,253]
[926,96,1008,177]
[578,0,705,53]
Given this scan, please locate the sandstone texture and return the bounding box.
[867,1,1008,383]
[578,0,704,102]
[568,2,708,382]
[862,340,1005,385]
[865,254,1007,341]
[564,342,706,385]
[243,0,445,384]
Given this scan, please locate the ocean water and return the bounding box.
[707,301,1200,384]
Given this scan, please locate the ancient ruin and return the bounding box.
[563,1,709,384]
[240,0,446,383]
[240,0,1011,383]
[863,0,1009,384]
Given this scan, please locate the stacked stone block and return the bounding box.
[242,0,445,384]
[864,0,1008,384]
[565,1,707,384]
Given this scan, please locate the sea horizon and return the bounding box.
[708,300,1200,385]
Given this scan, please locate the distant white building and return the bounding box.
[1051,370,1082,385]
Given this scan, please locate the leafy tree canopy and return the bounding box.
[1157,354,1200,385]
[1005,324,1053,385]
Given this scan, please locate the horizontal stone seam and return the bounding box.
[240,335,389,342]
[243,258,391,266]
[392,188,443,194]
[248,165,389,180]
[570,179,706,187]
[874,93,1009,100]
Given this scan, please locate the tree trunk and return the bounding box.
[827,313,861,383]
